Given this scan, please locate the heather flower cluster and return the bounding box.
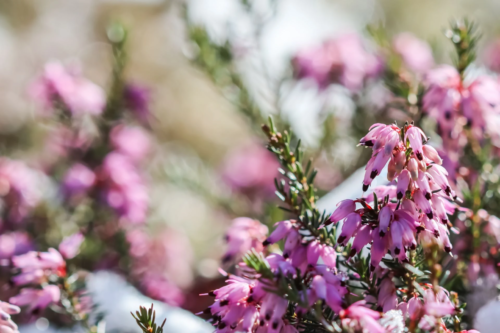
[292,33,381,90]
[200,121,475,333]
[0,24,197,332]
[423,65,500,156]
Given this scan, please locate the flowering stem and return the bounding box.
[262,118,332,244]
[59,277,94,332]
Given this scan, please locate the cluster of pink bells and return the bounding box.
[207,122,476,333]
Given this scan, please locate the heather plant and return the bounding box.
[192,14,500,333]
[0,22,192,332]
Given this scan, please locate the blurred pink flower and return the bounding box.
[29,62,106,116]
[127,228,193,305]
[58,232,84,259]
[9,285,60,315]
[483,38,500,72]
[393,32,434,73]
[0,159,43,223]
[222,217,268,263]
[139,274,185,307]
[0,232,33,260]
[293,33,382,90]
[110,125,151,163]
[124,84,151,125]
[340,300,384,333]
[62,163,95,198]
[0,301,20,333]
[99,152,148,225]
[11,248,66,286]
[222,143,279,198]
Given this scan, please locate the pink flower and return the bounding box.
[423,65,461,135]
[11,248,66,286]
[99,152,149,225]
[123,83,151,125]
[483,38,500,72]
[9,285,60,314]
[0,159,43,223]
[139,274,185,307]
[337,213,361,245]
[392,33,434,73]
[263,220,293,245]
[62,163,95,198]
[223,217,268,263]
[0,301,20,333]
[29,62,105,116]
[423,288,455,317]
[221,143,279,199]
[127,228,193,305]
[328,199,356,224]
[0,232,33,259]
[58,232,84,259]
[340,300,384,333]
[293,33,382,90]
[110,125,151,163]
[377,272,397,312]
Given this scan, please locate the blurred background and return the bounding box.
[2,0,500,332]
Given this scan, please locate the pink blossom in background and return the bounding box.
[127,228,193,305]
[9,285,60,315]
[62,163,95,198]
[0,232,33,260]
[293,33,382,90]
[424,66,500,154]
[123,84,151,125]
[110,125,151,163]
[58,232,84,259]
[0,301,20,333]
[41,125,95,170]
[222,217,268,263]
[483,38,500,72]
[99,152,149,225]
[292,43,333,89]
[29,62,106,116]
[222,143,279,198]
[0,159,42,223]
[392,32,434,74]
[462,76,500,144]
[139,274,185,307]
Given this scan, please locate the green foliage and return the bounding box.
[131,304,166,333]
[262,117,332,244]
[446,18,481,76]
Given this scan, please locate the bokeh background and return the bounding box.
[2,0,500,332]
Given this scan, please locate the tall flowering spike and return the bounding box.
[201,118,470,333]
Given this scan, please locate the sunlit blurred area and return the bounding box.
[1,0,500,332]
